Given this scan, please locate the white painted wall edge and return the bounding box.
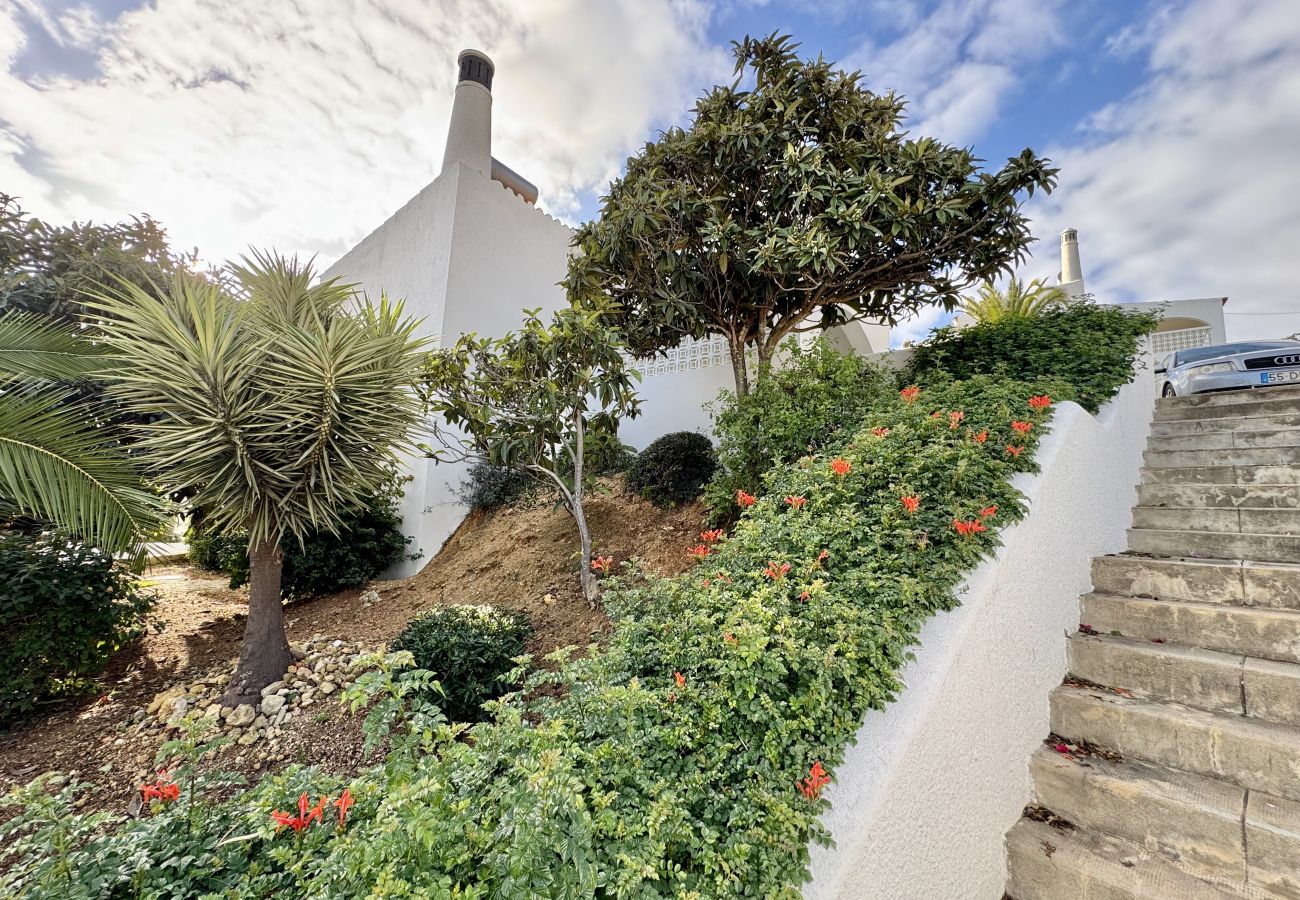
[804,350,1156,900]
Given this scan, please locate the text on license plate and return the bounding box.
[1261,370,1300,384]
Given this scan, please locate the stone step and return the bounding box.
[1149,430,1300,452]
[1050,684,1300,802]
[1161,384,1300,409]
[1005,817,1248,899]
[1154,395,1300,423]
[1145,447,1300,469]
[1026,747,1300,897]
[1151,413,1300,437]
[1068,633,1300,726]
[1132,507,1300,536]
[1127,528,1300,563]
[1080,593,1300,665]
[1091,555,1300,610]
[1140,465,1300,486]
[1137,483,1300,510]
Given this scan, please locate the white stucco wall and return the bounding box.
[804,355,1155,900]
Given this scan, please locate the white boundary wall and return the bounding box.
[805,355,1155,900]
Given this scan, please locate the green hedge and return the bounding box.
[904,304,1159,413]
[1,376,1066,898]
[0,534,152,726]
[626,431,717,508]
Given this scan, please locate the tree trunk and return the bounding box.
[572,412,598,607]
[727,334,751,398]
[221,536,294,707]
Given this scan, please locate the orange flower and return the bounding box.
[799,589,811,601]
[736,489,757,508]
[871,426,891,437]
[952,518,988,537]
[674,671,686,688]
[1005,444,1024,458]
[1011,420,1033,434]
[900,385,920,403]
[817,548,829,562]
[949,410,965,430]
[308,794,329,826]
[830,457,852,476]
[591,555,614,574]
[978,504,998,520]
[763,561,791,581]
[700,529,725,543]
[723,631,736,644]
[785,495,807,509]
[140,771,180,805]
[798,761,832,800]
[1028,394,1052,410]
[335,788,353,828]
[702,578,711,587]
[687,544,710,560]
[900,494,920,514]
[972,429,988,444]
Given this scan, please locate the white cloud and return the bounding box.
[846,0,1065,145]
[1027,0,1300,341]
[890,304,955,348]
[0,0,727,265]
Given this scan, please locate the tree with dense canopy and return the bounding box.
[565,34,1060,395]
[419,304,640,606]
[958,277,1071,323]
[89,254,427,703]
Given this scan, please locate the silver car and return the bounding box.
[1156,340,1300,397]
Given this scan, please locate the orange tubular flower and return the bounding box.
[736,489,757,508]
[335,788,353,827]
[687,544,710,560]
[784,495,807,509]
[871,427,891,437]
[591,555,614,575]
[972,429,988,444]
[952,518,988,537]
[1029,394,1053,410]
[817,548,830,563]
[830,457,852,476]
[763,561,791,581]
[949,410,965,430]
[798,761,832,800]
[674,671,686,688]
[900,385,921,403]
[900,495,920,514]
[700,529,725,543]
[978,504,998,520]
[1011,420,1033,434]
[1005,444,1024,458]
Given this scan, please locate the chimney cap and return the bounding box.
[1060,227,1078,240]
[457,49,494,90]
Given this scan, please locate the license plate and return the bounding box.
[1260,370,1300,384]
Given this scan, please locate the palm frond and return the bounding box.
[0,312,110,381]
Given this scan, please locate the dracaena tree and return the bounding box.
[565,33,1059,396]
[958,277,1071,323]
[89,253,427,703]
[419,303,640,606]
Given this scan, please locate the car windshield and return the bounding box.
[1174,342,1299,367]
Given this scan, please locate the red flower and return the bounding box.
[871,427,891,437]
[952,518,988,537]
[817,548,829,563]
[736,489,757,508]
[674,671,686,688]
[763,561,791,581]
[900,385,920,403]
[1011,420,1033,434]
[930,411,942,420]
[140,771,180,805]
[830,457,852,476]
[271,810,303,832]
[978,504,998,520]
[723,631,736,644]
[1029,394,1053,410]
[702,578,712,588]
[799,589,811,601]
[949,410,965,430]
[591,555,614,575]
[798,761,832,800]
[784,495,807,509]
[700,529,725,543]
[972,429,988,444]
[1005,444,1024,458]
[687,544,710,560]
[335,788,353,828]
[1052,742,1071,755]
[308,795,329,826]
[900,495,920,514]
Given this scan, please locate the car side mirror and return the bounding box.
[1154,366,1167,375]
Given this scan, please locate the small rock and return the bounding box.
[237,728,261,746]
[318,681,336,696]
[226,704,256,728]
[147,685,185,716]
[202,703,221,720]
[261,681,285,697]
[261,694,286,717]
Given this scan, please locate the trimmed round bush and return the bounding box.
[389,604,532,722]
[626,431,717,507]
[0,533,153,726]
[456,462,535,510]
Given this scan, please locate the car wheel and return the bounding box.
[1162,383,1177,398]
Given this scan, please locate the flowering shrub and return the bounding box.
[2,375,1071,899]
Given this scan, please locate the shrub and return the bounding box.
[904,303,1159,413]
[0,533,152,725]
[389,604,532,722]
[703,339,895,517]
[626,431,717,507]
[187,494,411,599]
[455,462,536,510]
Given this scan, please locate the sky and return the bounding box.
[3,0,1299,345]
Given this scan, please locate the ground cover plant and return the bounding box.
[905,303,1160,413]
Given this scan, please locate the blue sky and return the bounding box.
[3,0,1299,343]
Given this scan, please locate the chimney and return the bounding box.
[1060,227,1083,291]
[441,49,494,176]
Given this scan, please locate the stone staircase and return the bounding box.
[1004,385,1300,900]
